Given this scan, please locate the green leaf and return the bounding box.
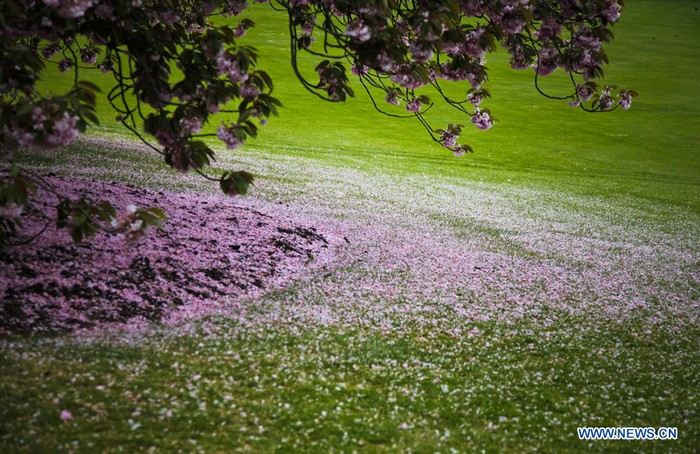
[9,165,21,178]
[220,171,255,196]
[70,228,83,243]
[257,70,274,90]
[137,212,164,229]
[97,201,116,221]
[56,200,72,228]
[148,208,167,221]
[82,111,100,126]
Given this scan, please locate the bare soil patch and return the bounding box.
[0,174,331,333]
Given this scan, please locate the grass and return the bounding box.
[3,0,700,452]
[1,318,698,452]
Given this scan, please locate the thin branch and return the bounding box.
[357,75,416,119]
[5,218,52,247]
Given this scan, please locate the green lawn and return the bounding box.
[2,1,699,452]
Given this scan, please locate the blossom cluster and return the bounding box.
[439,124,463,149]
[109,204,166,243]
[315,61,353,101]
[284,0,632,154]
[4,106,81,151]
[217,123,244,150]
[2,0,278,173]
[470,109,493,131]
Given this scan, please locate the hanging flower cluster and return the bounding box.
[283,0,635,154]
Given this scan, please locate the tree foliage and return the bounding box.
[0,0,635,246]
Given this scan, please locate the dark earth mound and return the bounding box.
[0,175,330,334]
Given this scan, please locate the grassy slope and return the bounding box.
[241,0,699,208]
[34,0,700,207]
[3,1,699,452]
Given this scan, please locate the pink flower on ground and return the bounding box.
[60,410,73,421]
[0,204,24,219]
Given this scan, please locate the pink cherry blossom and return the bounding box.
[344,19,372,43]
[406,100,422,112]
[618,91,633,110]
[217,123,243,149]
[471,108,493,130]
[45,112,79,147]
[602,1,622,23]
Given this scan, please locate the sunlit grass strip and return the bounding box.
[1,319,698,451]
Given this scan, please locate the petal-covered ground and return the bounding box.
[212,147,700,338]
[0,174,333,333]
[4,137,698,338]
[1,135,698,451]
